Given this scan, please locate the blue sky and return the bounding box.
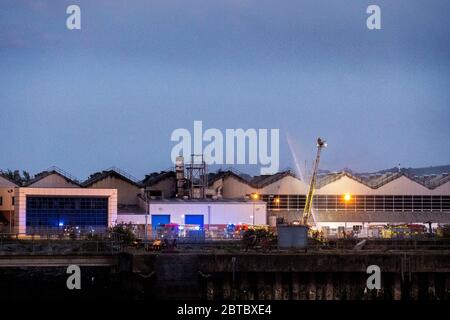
[0,0,449,179]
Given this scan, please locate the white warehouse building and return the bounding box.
[117,198,267,234]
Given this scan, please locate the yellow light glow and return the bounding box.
[343,193,352,202]
[251,193,259,200]
[274,198,280,204]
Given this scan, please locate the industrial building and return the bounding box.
[14,187,117,235]
[1,168,118,235]
[207,169,450,235]
[117,198,266,238]
[0,174,18,232]
[1,163,450,237]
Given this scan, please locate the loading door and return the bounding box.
[151,214,170,230]
[185,214,204,228]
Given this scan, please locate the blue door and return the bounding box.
[185,215,204,228]
[151,214,170,230]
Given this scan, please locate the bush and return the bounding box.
[109,223,136,245]
[242,228,276,249]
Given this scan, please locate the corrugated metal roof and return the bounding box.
[83,167,142,187]
[23,167,81,187]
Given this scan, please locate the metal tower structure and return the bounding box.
[175,156,185,198]
[186,154,208,199]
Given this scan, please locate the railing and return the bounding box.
[0,232,126,255]
[105,166,140,183]
[45,166,81,184]
[307,237,450,252]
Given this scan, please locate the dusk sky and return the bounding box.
[1,0,449,179]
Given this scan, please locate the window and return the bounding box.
[392,196,402,211]
[374,196,384,211]
[442,196,450,211]
[25,196,108,234]
[327,195,338,211]
[366,196,375,211]
[0,197,2,206]
[11,197,14,206]
[431,196,441,211]
[147,190,163,199]
[413,196,422,211]
[259,194,450,212]
[403,196,413,211]
[385,196,394,211]
[355,195,365,211]
[422,196,432,211]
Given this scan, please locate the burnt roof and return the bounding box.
[250,170,297,188]
[141,171,176,186]
[208,170,250,186]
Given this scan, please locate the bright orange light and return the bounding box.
[251,193,259,200]
[343,193,352,202]
[274,198,280,204]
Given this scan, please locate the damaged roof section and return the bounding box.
[141,171,176,186]
[250,170,297,188]
[207,169,250,186]
[83,167,141,187]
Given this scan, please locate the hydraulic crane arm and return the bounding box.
[302,137,326,225]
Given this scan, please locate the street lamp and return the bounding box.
[143,190,150,241]
[274,197,280,210]
[251,193,259,201]
[343,193,352,202]
[250,193,259,226]
[7,189,13,234]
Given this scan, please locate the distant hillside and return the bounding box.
[373,165,450,176]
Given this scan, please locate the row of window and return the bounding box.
[25,226,109,234]
[27,196,108,211]
[261,195,450,212]
[26,196,108,229]
[26,209,107,214]
[26,215,107,227]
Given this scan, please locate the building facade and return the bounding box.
[14,187,117,235]
[2,165,449,236]
[116,198,267,238]
[0,174,18,229]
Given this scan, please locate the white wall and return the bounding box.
[374,176,432,195]
[117,201,267,226]
[259,175,308,194]
[0,176,17,213]
[315,176,374,195]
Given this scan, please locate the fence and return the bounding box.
[0,232,126,255]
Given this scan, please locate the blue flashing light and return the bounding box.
[58,222,64,227]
